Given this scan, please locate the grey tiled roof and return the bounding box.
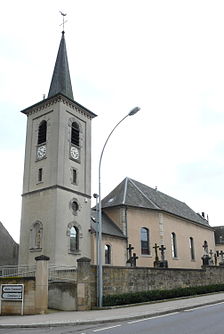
[101,177,210,227]
[91,210,125,239]
[213,226,224,245]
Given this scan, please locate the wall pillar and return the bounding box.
[35,255,50,314]
[77,257,91,310]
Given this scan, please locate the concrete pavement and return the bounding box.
[1,292,224,328]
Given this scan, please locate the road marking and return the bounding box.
[93,324,122,332]
[128,312,179,324]
[185,301,224,312]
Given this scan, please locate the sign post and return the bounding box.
[0,284,24,315]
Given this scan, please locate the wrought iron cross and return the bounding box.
[127,244,134,260]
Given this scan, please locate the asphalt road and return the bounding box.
[1,302,224,334]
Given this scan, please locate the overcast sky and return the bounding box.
[1,0,224,243]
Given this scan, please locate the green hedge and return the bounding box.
[103,284,224,306]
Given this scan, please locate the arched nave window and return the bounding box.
[105,244,112,264]
[141,227,150,255]
[171,232,178,258]
[189,237,195,260]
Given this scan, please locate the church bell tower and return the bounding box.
[19,31,96,266]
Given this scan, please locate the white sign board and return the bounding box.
[0,284,24,315]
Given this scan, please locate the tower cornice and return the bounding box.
[21,184,92,199]
[20,93,97,119]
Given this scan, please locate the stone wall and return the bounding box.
[3,259,224,314]
[0,277,35,315]
[48,281,76,310]
[102,265,224,296]
[61,260,224,309]
[0,256,49,315]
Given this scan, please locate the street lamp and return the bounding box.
[97,106,140,307]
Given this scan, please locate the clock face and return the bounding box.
[37,145,46,160]
[70,146,79,160]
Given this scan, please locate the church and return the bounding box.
[91,178,216,269]
[16,30,218,270]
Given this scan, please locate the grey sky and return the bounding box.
[0,0,224,242]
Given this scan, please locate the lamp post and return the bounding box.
[97,106,140,308]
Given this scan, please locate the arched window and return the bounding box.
[171,232,177,258]
[105,244,111,264]
[38,121,47,144]
[30,221,43,250]
[189,237,195,260]
[71,122,80,147]
[141,227,150,255]
[70,226,79,252]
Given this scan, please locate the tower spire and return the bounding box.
[48,31,74,100]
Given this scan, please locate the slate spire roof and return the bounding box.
[48,31,74,100]
[101,177,210,227]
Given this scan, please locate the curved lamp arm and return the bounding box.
[97,106,140,308]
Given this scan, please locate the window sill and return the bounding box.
[68,250,81,255]
[29,248,42,252]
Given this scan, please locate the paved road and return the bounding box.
[1,302,224,334]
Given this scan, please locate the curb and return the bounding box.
[1,299,224,328]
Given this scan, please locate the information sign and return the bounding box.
[1,284,23,300]
[0,284,24,315]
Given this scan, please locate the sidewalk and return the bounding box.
[1,292,224,328]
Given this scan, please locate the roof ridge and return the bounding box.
[122,177,129,204]
[129,179,160,210]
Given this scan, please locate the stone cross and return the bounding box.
[153,243,160,262]
[209,249,214,265]
[214,253,218,266]
[202,241,209,254]
[209,249,213,257]
[159,245,166,262]
[132,253,138,267]
[220,250,224,262]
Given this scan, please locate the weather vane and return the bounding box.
[59,11,67,31]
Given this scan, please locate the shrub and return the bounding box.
[103,284,224,306]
